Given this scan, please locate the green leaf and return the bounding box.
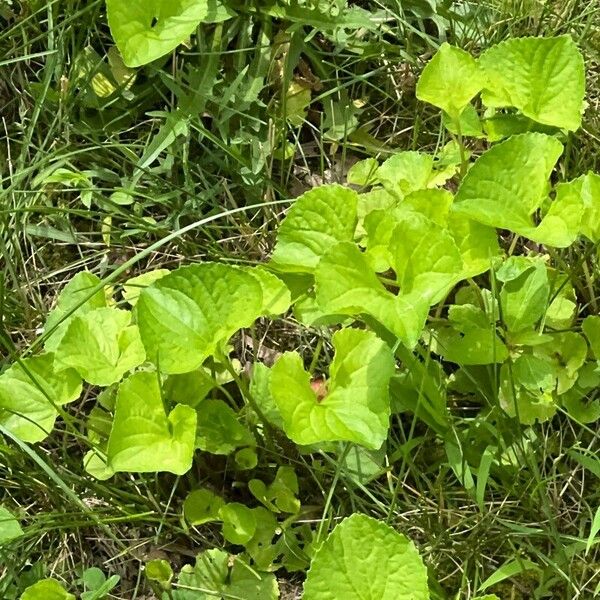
[499,360,557,425]
[20,579,75,600]
[483,113,558,142]
[248,267,291,315]
[80,568,119,600]
[586,505,600,556]
[389,211,463,302]
[0,354,81,443]
[512,354,555,392]
[249,362,284,429]
[83,404,116,481]
[356,188,397,228]
[107,372,197,475]
[365,197,497,294]
[270,328,395,449]
[80,567,106,591]
[447,214,500,277]
[83,449,114,482]
[433,306,508,365]
[106,0,210,67]
[341,444,386,486]
[145,559,173,588]
[165,369,217,408]
[478,557,541,592]
[583,315,600,360]
[400,189,453,226]
[244,507,280,570]
[499,258,549,333]
[376,152,435,198]
[560,363,600,423]
[173,549,278,600]
[445,439,475,490]
[529,178,584,247]
[122,269,170,306]
[44,272,106,352]
[184,489,225,526]
[533,332,588,394]
[579,172,600,242]
[54,307,146,386]
[545,275,577,329]
[234,447,258,470]
[0,506,23,544]
[454,133,564,238]
[219,503,257,545]
[271,184,358,272]
[303,513,429,600]
[347,158,379,186]
[315,242,429,348]
[196,399,254,455]
[249,466,300,514]
[416,42,485,119]
[444,103,485,138]
[282,81,311,126]
[479,35,585,131]
[136,264,263,374]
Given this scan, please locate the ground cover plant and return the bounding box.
[1,1,600,599]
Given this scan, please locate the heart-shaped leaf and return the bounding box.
[270,328,395,449]
[54,308,146,386]
[271,184,358,272]
[303,513,429,600]
[107,372,197,475]
[0,354,81,443]
[454,133,564,238]
[479,35,585,131]
[106,0,210,67]
[136,264,263,374]
[416,42,485,119]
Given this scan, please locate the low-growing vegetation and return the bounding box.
[1,1,599,599]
